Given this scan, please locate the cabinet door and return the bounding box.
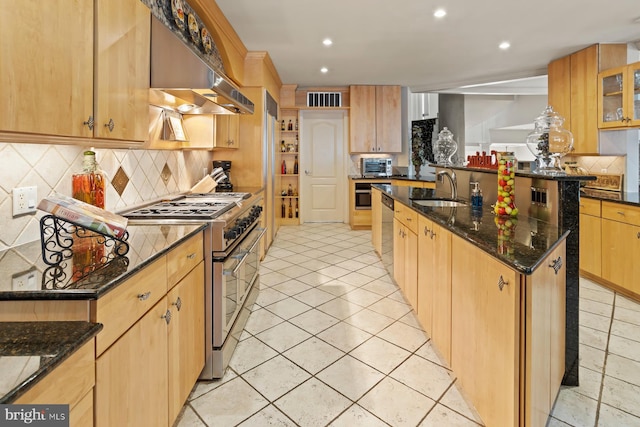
[94,0,150,141]
[417,216,434,336]
[376,86,402,153]
[451,236,520,427]
[525,241,566,426]
[95,298,169,427]
[430,222,451,365]
[625,62,640,127]
[579,213,601,277]
[168,263,205,424]
[602,219,640,294]
[349,86,377,152]
[215,115,240,148]
[371,189,382,255]
[570,45,599,153]
[598,65,626,129]
[404,228,418,310]
[0,0,93,137]
[547,55,572,130]
[393,218,405,292]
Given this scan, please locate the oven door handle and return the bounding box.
[223,227,266,276]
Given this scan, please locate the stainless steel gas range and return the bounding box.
[121,192,265,379]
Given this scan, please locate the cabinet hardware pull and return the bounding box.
[104,118,115,132]
[430,230,436,239]
[497,275,508,291]
[637,232,640,239]
[172,297,182,311]
[187,253,196,259]
[549,256,563,275]
[406,217,412,222]
[617,211,625,215]
[83,116,94,130]
[137,291,151,301]
[423,226,430,236]
[161,309,172,325]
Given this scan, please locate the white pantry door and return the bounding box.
[300,110,347,222]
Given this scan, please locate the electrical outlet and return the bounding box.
[12,270,36,290]
[12,186,38,216]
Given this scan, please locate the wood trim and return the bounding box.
[581,269,640,303]
[598,44,628,72]
[0,131,146,148]
[0,300,90,321]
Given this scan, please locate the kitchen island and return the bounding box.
[373,184,569,427]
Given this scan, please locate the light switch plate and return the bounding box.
[12,186,38,216]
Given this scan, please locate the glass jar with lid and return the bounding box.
[434,127,458,166]
[72,150,106,208]
[525,106,573,174]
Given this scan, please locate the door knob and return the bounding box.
[305,170,311,175]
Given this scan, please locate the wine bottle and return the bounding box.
[293,156,299,174]
[281,199,286,218]
[288,184,293,196]
[295,119,298,131]
[288,120,293,131]
[281,140,286,152]
[281,160,287,174]
[288,199,293,218]
[281,120,285,131]
[295,199,299,218]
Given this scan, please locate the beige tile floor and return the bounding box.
[177,223,640,427]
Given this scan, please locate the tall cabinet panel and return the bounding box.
[0,0,94,137]
[349,85,401,153]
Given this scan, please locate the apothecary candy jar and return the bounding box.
[434,127,458,166]
[525,106,573,174]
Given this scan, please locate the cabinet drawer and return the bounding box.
[602,201,640,227]
[394,202,418,234]
[167,233,204,289]
[92,257,167,356]
[579,197,601,217]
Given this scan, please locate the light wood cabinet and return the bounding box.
[417,215,452,365]
[579,198,601,277]
[16,340,96,427]
[601,202,640,295]
[167,263,205,423]
[94,0,150,141]
[348,178,391,229]
[371,188,382,255]
[95,297,169,427]
[0,0,149,142]
[349,85,401,153]
[215,114,240,148]
[393,204,418,309]
[598,61,640,129]
[0,0,94,137]
[547,44,626,154]
[451,235,566,427]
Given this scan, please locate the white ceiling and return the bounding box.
[215,0,640,93]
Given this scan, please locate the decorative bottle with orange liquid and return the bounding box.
[72,150,105,208]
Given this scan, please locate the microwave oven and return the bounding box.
[361,158,392,177]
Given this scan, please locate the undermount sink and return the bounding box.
[412,199,466,208]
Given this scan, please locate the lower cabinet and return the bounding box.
[602,218,640,294]
[451,235,566,427]
[393,203,418,308]
[417,216,452,365]
[16,340,96,427]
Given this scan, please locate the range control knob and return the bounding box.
[224,229,238,240]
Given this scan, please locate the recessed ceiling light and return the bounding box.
[434,9,446,18]
[320,67,328,73]
[323,38,333,46]
[499,41,511,50]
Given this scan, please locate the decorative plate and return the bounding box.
[171,0,185,31]
[188,13,200,44]
[201,28,212,54]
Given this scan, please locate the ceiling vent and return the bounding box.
[307,92,342,107]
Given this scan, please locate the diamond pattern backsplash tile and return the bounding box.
[0,142,213,249]
[112,167,129,196]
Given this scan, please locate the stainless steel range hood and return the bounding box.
[149,16,254,115]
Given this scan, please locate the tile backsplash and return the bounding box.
[0,143,213,250]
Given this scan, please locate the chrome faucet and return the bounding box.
[437,169,458,200]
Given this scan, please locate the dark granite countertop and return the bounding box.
[349,174,436,182]
[580,188,640,207]
[374,184,569,275]
[437,164,596,182]
[0,224,206,300]
[0,321,102,403]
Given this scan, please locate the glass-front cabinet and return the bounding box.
[598,62,640,129]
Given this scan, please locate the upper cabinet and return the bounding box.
[0,0,94,137]
[598,62,640,129]
[547,44,626,154]
[215,115,240,148]
[350,85,401,153]
[0,0,149,143]
[94,0,150,142]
